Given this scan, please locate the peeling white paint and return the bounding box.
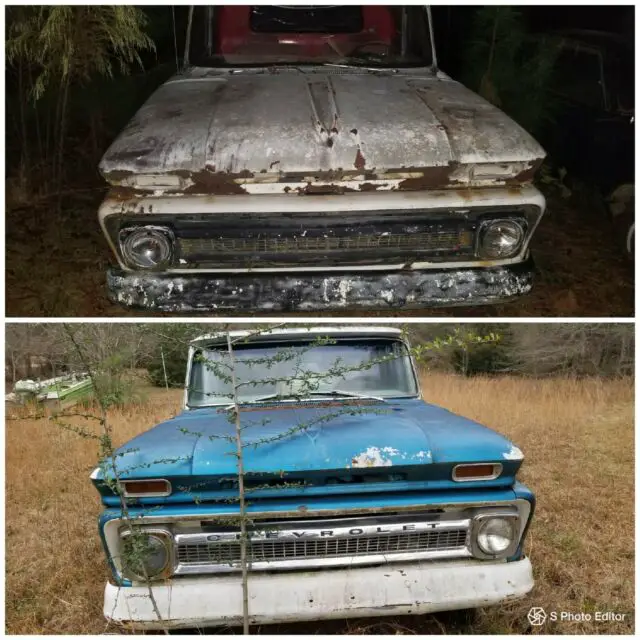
[100,67,544,184]
[503,445,524,460]
[351,446,395,468]
[337,279,352,305]
[414,450,432,460]
[103,556,534,628]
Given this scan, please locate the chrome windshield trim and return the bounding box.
[184,335,420,411]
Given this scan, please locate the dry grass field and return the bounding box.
[5,373,634,634]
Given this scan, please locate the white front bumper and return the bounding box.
[104,557,533,629]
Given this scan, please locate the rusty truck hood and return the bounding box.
[99,67,545,193]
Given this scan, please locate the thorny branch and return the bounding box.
[11,322,505,633]
[61,323,170,635]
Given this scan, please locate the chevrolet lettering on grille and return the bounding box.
[204,522,449,542]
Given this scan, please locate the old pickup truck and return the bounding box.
[92,326,535,629]
[98,5,546,312]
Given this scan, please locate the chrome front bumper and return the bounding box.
[104,556,534,629]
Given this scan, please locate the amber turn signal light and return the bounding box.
[120,479,172,497]
[452,463,502,482]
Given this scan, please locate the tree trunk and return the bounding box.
[17,59,30,194]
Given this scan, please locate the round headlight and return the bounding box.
[479,220,525,258]
[476,517,516,555]
[122,532,171,580]
[121,227,173,269]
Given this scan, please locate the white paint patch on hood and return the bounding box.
[351,446,396,468]
[503,445,524,460]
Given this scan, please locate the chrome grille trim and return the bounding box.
[172,515,472,574]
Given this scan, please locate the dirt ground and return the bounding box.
[5,185,634,318]
[5,374,634,634]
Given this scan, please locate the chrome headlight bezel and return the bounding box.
[119,527,175,582]
[470,512,520,559]
[476,218,527,259]
[119,225,174,270]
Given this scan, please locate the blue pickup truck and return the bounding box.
[92,326,535,629]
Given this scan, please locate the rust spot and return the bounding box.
[350,128,358,135]
[283,186,292,193]
[455,189,474,201]
[107,186,147,201]
[171,169,249,195]
[298,183,356,195]
[269,160,281,170]
[396,163,462,190]
[354,148,366,170]
[102,169,135,183]
[359,182,384,192]
[505,158,543,185]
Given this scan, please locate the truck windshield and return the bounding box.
[189,5,433,68]
[187,338,418,407]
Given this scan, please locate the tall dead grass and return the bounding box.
[5,374,634,634]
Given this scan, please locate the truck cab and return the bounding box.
[98,5,546,312]
[92,326,535,628]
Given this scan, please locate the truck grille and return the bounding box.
[133,208,486,268]
[172,513,472,573]
[108,206,537,270]
[177,528,468,565]
[178,230,472,257]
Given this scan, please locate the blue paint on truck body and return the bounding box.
[94,398,525,504]
[93,328,535,595]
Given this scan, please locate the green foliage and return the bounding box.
[147,352,187,388]
[146,324,203,388]
[6,6,157,196]
[460,6,561,135]
[89,373,143,409]
[6,6,155,101]
[412,327,504,376]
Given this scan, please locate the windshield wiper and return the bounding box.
[248,393,312,404]
[249,390,386,403]
[308,390,386,402]
[322,61,396,72]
